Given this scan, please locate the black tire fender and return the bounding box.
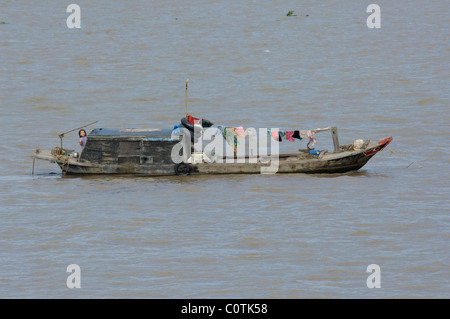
[180,117,194,131]
[180,117,214,131]
[174,162,191,176]
[180,118,203,143]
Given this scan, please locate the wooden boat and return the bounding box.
[32,117,392,176]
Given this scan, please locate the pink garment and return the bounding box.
[271,130,278,140]
[285,131,295,142]
[233,126,246,138]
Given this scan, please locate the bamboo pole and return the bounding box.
[59,120,99,137]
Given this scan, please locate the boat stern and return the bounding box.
[33,148,92,174]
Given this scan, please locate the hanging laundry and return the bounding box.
[285,131,295,142]
[233,126,246,138]
[214,125,316,150]
[221,126,252,152]
[244,128,256,138]
[220,127,239,152]
[299,130,317,146]
[267,129,315,145]
[266,129,295,142]
[271,130,278,141]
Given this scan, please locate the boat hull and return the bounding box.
[33,137,392,176]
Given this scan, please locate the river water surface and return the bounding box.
[0,0,449,298]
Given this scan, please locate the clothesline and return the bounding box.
[181,116,324,151]
[217,126,317,143]
[216,126,318,153]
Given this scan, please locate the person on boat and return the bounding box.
[78,129,87,150]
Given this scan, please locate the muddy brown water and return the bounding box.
[0,1,448,298]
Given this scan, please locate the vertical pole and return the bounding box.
[331,127,340,153]
[59,134,64,154]
[185,79,189,118]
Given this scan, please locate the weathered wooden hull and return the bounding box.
[33,136,392,176]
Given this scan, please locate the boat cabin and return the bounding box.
[80,128,178,166]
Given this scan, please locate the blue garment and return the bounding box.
[172,124,181,134]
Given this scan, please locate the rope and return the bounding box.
[52,147,70,174]
[388,148,423,168]
[55,153,70,174]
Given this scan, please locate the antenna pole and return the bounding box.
[185,79,189,118]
